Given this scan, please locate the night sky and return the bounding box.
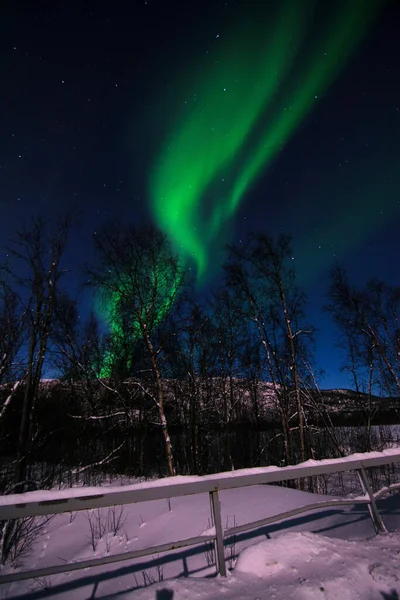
[1,0,399,389]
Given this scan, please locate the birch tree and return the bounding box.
[225,233,314,466]
[3,214,74,490]
[85,222,187,476]
[327,265,400,398]
[0,283,25,422]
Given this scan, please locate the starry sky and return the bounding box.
[1,0,399,389]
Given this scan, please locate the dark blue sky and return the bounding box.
[1,0,399,389]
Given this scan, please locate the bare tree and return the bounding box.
[225,233,314,466]
[0,283,24,383]
[3,214,74,490]
[85,222,187,476]
[0,283,26,421]
[52,295,107,381]
[0,215,74,565]
[175,296,219,472]
[207,287,249,470]
[327,265,400,399]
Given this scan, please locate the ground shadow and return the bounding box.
[5,543,215,600]
[381,590,399,599]
[156,589,174,600]
[5,494,400,600]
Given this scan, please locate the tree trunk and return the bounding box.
[144,330,176,476]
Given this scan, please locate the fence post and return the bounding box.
[209,489,226,576]
[357,466,387,534]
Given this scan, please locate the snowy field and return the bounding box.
[1,469,400,600]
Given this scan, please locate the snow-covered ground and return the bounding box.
[1,470,400,600]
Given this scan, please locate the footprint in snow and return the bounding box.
[369,563,399,586]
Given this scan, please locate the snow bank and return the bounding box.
[234,530,400,600]
[2,478,400,599]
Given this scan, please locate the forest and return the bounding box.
[0,213,399,561]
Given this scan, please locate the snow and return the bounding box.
[1,475,400,599]
[0,475,203,507]
[2,448,400,517]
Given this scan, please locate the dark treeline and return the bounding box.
[1,215,400,495]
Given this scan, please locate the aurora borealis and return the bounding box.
[1,0,399,387]
[91,225,185,378]
[149,0,379,281]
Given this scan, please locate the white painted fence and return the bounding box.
[1,448,400,584]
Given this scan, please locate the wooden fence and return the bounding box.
[1,448,400,584]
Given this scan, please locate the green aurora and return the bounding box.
[97,1,381,377]
[95,258,184,378]
[149,0,380,282]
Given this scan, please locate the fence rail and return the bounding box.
[1,448,400,584]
